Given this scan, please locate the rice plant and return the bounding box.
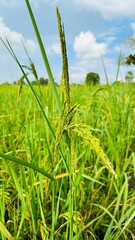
[0,0,135,239]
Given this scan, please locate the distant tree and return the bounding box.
[121,38,135,65]
[13,81,17,85]
[112,80,121,86]
[39,77,49,85]
[125,71,134,82]
[0,81,10,86]
[85,72,100,86]
[31,80,37,85]
[124,54,135,65]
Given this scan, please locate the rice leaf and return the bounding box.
[0,153,54,180]
[25,0,61,113]
[0,221,14,240]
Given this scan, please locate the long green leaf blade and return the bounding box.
[0,221,14,240]
[25,0,61,113]
[0,153,54,181]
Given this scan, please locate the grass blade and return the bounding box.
[0,153,54,180]
[101,55,109,85]
[0,221,14,240]
[25,0,61,113]
[115,51,122,82]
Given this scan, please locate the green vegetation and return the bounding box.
[0,1,135,239]
[121,38,135,65]
[85,72,100,86]
[124,54,135,65]
[0,82,135,240]
[125,71,134,82]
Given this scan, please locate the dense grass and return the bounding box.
[0,82,135,239]
[0,1,135,239]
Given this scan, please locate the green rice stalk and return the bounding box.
[0,183,6,240]
[82,174,105,186]
[0,221,14,240]
[56,7,70,112]
[29,172,38,239]
[59,211,84,234]
[17,75,27,96]
[30,62,39,82]
[120,174,128,217]
[66,123,117,178]
[101,55,109,85]
[38,219,49,240]
[115,51,122,82]
[25,0,61,113]
[21,40,39,83]
[103,180,127,239]
[93,203,118,224]
[114,204,135,237]
[56,8,75,239]
[55,7,74,155]
[0,184,5,224]
[55,180,63,226]
[118,210,135,238]
[50,182,55,240]
[55,104,78,152]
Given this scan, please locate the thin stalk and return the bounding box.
[115,51,122,81]
[25,0,61,113]
[57,8,74,239]
[29,172,37,240]
[0,221,14,240]
[101,55,109,85]
[50,181,55,240]
[56,7,70,112]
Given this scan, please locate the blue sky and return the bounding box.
[0,0,135,84]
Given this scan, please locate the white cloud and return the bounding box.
[30,0,59,8]
[131,23,135,37]
[73,31,108,60]
[30,0,42,8]
[113,46,121,53]
[47,42,61,55]
[119,23,135,56]
[0,17,38,83]
[0,17,22,43]
[0,0,20,7]
[70,31,126,83]
[0,17,37,53]
[103,36,116,45]
[73,0,135,19]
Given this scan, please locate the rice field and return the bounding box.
[0,82,135,239]
[0,1,135,239]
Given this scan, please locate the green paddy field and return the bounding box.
[0,82,135,239]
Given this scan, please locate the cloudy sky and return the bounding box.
[0,0,135,84]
